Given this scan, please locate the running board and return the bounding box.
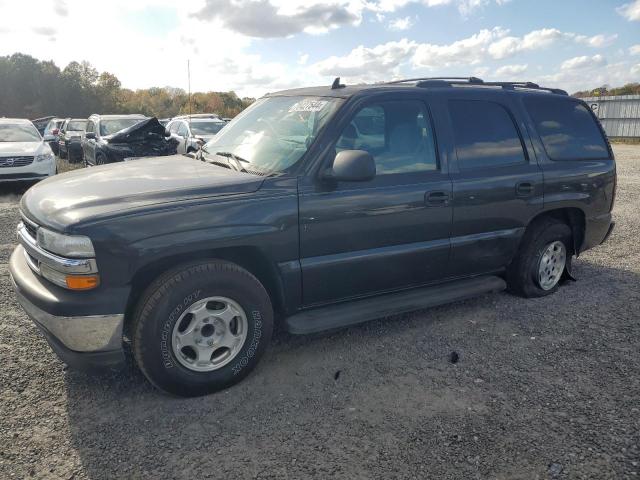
[285,275,506,335]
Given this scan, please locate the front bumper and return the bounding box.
[9,246,126,371]
[0,158,55,182]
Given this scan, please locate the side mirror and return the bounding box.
[52,128,59,135]
[323,150,376,182]
[85,132,96,140]
[164,129,171,138]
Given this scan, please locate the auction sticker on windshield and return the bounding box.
[288,99,328,113]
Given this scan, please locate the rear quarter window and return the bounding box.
[524,97,609,161]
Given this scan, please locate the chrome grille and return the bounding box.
[21,215,38,240]
[0,156,34,168]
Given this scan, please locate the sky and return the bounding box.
[0,0,639,97]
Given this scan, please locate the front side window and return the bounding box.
[335,100,438,174]
[0,123,41,142]
[524,97,609,161]
[99,118,145,136]
[203,95,343,174]
[449,100,526,170]
[86,121,95,133]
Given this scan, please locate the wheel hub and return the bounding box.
[537,240,567,291]
[171,296,248,372]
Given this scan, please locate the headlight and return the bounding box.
[35,152,54,163]
[36,227,95,258]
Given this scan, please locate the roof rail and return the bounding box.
[385,77,567,95]
[386,77,483,85]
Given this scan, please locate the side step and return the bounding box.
[285,275,506,335]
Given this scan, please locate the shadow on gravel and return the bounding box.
[0,182,36,198]
[62,259,640,479]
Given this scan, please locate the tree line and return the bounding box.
[573,83,640,98]
[0,53,255,120]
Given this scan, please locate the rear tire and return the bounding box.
[507,217,573,298]
[132,260,273,397]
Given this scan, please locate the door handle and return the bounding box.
[516,182,534,197]
[425,191,450,207]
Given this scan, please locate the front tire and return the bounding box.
[507,217,573,298]
[132,261,273,397]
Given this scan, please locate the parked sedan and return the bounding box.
[0,118,56,183]
[166,117,227,154]
[58,118,86,162]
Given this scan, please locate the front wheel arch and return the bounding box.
[123,248,286,339]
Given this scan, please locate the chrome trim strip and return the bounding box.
[17,223,98,275]
[20,213,39,230]
[13,283,123,352]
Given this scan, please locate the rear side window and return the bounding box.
[524,98,609,161]
[448,100,526,169]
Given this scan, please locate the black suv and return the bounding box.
[10,77,616,397]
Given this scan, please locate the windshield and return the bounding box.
[67,120,86,131]
[202,96,342,174]
[190,121,225,136]
[0,123,41,142]
[100,118,144,136]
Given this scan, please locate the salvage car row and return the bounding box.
[0,113,228,182]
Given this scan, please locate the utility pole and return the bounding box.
[188,59,192,121]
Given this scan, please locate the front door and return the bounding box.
[299,98,453,307]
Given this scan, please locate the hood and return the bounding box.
[107,117,165,144]
[0,141,45,156]
[21,155,265,231]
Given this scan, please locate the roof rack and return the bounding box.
[385,77,568,95]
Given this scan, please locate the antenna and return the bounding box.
[187,59,192,122]
[331,77,345,89]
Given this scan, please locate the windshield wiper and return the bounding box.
[214,151,249,173]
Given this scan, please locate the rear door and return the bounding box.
[298,96,453,306]
[440,93,543,277]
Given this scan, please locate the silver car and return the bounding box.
[0,118,56,183]
[167,116,227,154]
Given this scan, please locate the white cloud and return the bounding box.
[495,64,528,76]
[488,28,564,60]
[298,53,309,65]
[561,54,607,71]
[312,39,417,82]
[535,60,638,93]
[487,29,617,60]
[413,27,508,67]
[630,44,640,55]
[193,0,360,38]
[388,16,414,30]
[617,0,640,21]
[573,33,618,48]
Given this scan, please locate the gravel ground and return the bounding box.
[1,146,639,479]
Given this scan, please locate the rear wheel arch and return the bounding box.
[124,247,285,337]
[523,208,585,256]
